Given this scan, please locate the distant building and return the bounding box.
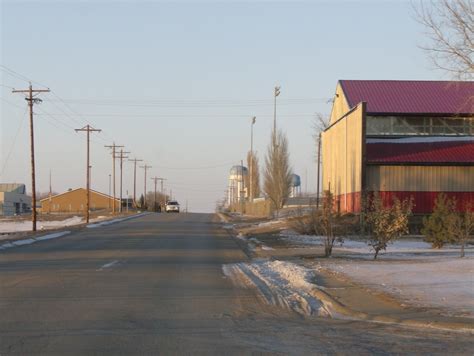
[40,188,120,213]
[0,183,32,216]
[227,165,248,206]
[321,80,474,214]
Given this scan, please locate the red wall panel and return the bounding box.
[334,191,473,214]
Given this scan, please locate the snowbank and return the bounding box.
[223,260,333,317]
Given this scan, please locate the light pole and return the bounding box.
[273,86,280,135]
[250,116,256,201]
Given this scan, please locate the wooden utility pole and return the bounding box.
[12,84,50,231]
[128,158,143,208]
[151,177,160,212]
[157,178,166,207]
[115,149,130,213]
[140,164,152,209]
[75,125,101,223]
[105,143,124,213]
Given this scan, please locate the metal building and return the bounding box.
[40,188,120,213]
[321,80,474,214]
[0,183,32,216]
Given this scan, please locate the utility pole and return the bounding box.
[250,116,256,201]
[150,177,160,212]
[48,169,52,214]
[140,164,152,209]
[316,132,322,209]
[75,125,101,223]
[114,149,130,213]
[12,83,50,231]
[128,158,143,209]
[108,174,111,209]
[156,178,166,208]
[105,143,124,213]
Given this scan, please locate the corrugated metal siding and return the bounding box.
[367,166,474,192]
[340,80,474,115]
[374,191,474,214]
[367,141,474,164]
[322,103,364,207]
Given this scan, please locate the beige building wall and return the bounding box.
[329,82,350,125]
[321,102,365,212]
[41,188,119,213]
[367,166,474,192]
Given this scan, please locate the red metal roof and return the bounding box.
[340,80,474,115]
[366,140,474,164]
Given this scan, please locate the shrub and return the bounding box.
[365,192,413,260]
[421,193,457,248]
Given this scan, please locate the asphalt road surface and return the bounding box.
[0,213,472,355]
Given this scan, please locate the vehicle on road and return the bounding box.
[165,200,180,213]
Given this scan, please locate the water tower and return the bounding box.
[228,165,248,206]
[290,173,301,197]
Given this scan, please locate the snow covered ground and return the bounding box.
[316,257,474,318]
[0,216,85,234]
[277,229,474,317]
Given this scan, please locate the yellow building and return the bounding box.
[41,188,120,213]
[321,80,474,214]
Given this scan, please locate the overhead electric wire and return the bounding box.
[0,106,28,177]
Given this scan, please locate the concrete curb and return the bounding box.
[0,231,71,251]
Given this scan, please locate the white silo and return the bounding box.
[227,165,248,206]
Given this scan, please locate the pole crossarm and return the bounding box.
[12,84,50,232]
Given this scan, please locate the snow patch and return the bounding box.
[86,213,148,228]
[223,260,332,317]
[0,231,71,251]
[0,216,83,234]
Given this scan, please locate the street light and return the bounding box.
[273,86,280,134]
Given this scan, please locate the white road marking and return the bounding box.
[97,260,120,271]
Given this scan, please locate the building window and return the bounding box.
[367,116,473,136]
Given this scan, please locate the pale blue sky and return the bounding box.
[1,1,445,212]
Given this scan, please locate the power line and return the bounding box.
[0,106,28,177]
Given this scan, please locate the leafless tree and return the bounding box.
[246,150,260,200]
[263,129,292,214]
[415,0,473,79]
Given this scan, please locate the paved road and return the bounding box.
[0,213,472,355]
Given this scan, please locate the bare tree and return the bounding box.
[263,129,292,214]
[246,150,260,200]
[415,0,473,79]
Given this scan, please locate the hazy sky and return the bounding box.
[1,1,446,212]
